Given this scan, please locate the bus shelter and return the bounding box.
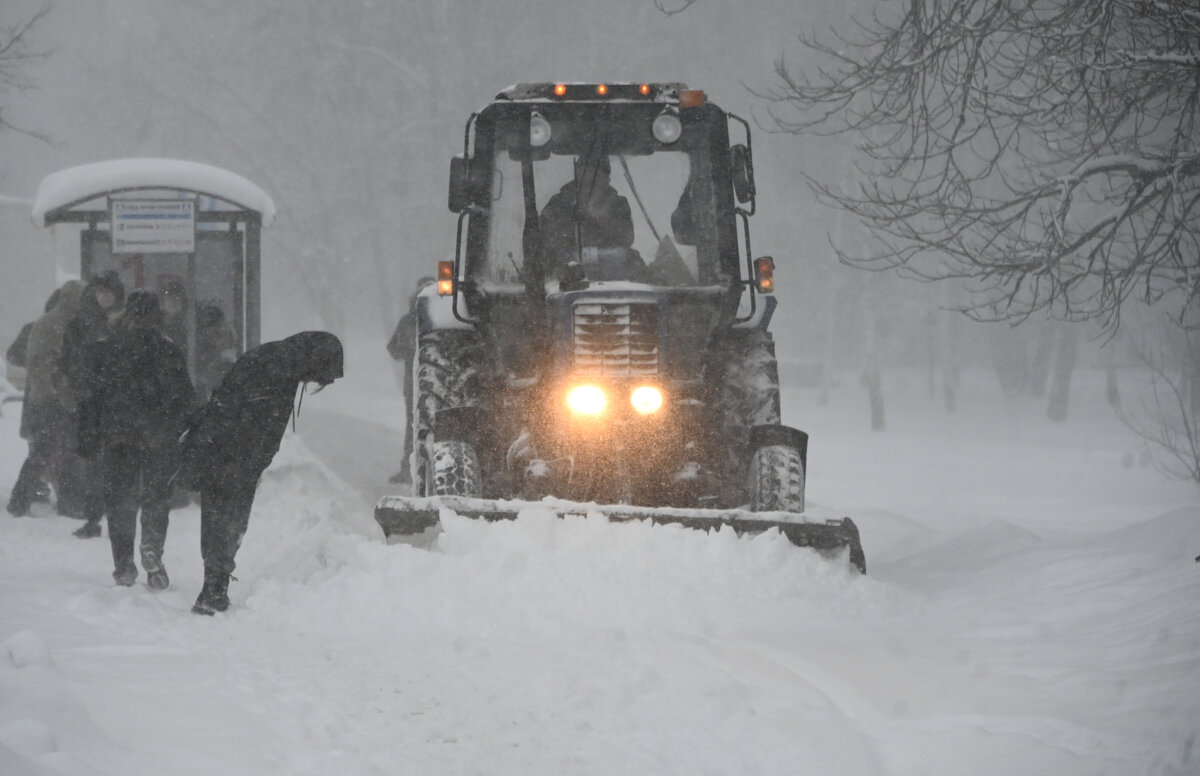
[31,158,275,387]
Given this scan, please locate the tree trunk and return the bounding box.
[938,284,957,413]
[863,281,886,431]
[1104,340,1121,412]
[1029,323,1055,398]
[817,274,836,407]
[865,362,886,431]
[1046,325,1080,422]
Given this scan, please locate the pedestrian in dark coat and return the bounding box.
[85,290,194,588]
[386,278,432,483]
[6,282,83,517]
[60,270,125,537]
[180,331,343,615]
[4,285,58,390]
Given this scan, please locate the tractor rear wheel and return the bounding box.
[413,330,484,496]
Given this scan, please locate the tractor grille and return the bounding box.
[572,302,660,376]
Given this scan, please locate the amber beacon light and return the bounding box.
[754,257,775,294]
[437,260,454,295]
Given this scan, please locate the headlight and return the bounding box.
[566,384,607,417]
[630,385,664,415]
[652,112,682,144]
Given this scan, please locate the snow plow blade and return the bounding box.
[374,495,866,574]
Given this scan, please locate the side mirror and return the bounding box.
[730,144,756,205]
[448,156,468,213]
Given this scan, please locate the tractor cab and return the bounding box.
[442,83,770,381]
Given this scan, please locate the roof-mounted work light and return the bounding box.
[653,111,682,144]
[530,112,552,147]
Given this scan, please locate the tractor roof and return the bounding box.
[494,83,704,106]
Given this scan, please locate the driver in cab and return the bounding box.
[539,155,647,282]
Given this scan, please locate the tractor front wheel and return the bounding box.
[748,444,805,513]
[431,440,482,498]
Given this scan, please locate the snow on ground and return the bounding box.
[1,338,1199,776]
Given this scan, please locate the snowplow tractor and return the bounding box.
[376,83,865,574]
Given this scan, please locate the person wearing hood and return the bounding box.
[178,331,343,615]
[59,270,125,538]
[6,281,84,517]
[84,290,195,588]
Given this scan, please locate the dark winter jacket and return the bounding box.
[23,281,84,420]
[539,179,635,266]
[387,313,415,363]
[194,304,236,401]
[7,286,65,372]
[81,326,195,456]
[61,278,123,408]
[387,279,432,364]
[180,331,343,486]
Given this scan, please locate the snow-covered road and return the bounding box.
[2,345,1198,775]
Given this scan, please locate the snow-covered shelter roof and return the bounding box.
[32,158,276,227]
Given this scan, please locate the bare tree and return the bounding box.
[764,0,1200,336]
[1118,316,1200,485]
[0,2,52,140]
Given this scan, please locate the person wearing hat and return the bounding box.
[538,154,645,281]
[178,330,343,614]
[84,288,194,588]
[59,270,125,537]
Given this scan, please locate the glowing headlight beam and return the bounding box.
[630,385,664,415]
[566,385,607,417]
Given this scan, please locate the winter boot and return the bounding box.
[191,573,230,615]
[73,520,102,539]
[142,550,169,591]
[112,563,137,587]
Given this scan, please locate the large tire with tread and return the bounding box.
[413,330,484,496]
[431,440,482,497]
[748,444,805,513]
[715,329,783,507]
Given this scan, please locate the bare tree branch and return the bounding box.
[0,2,53,141]
[766,0,1200,336]
[653,0,700,16]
